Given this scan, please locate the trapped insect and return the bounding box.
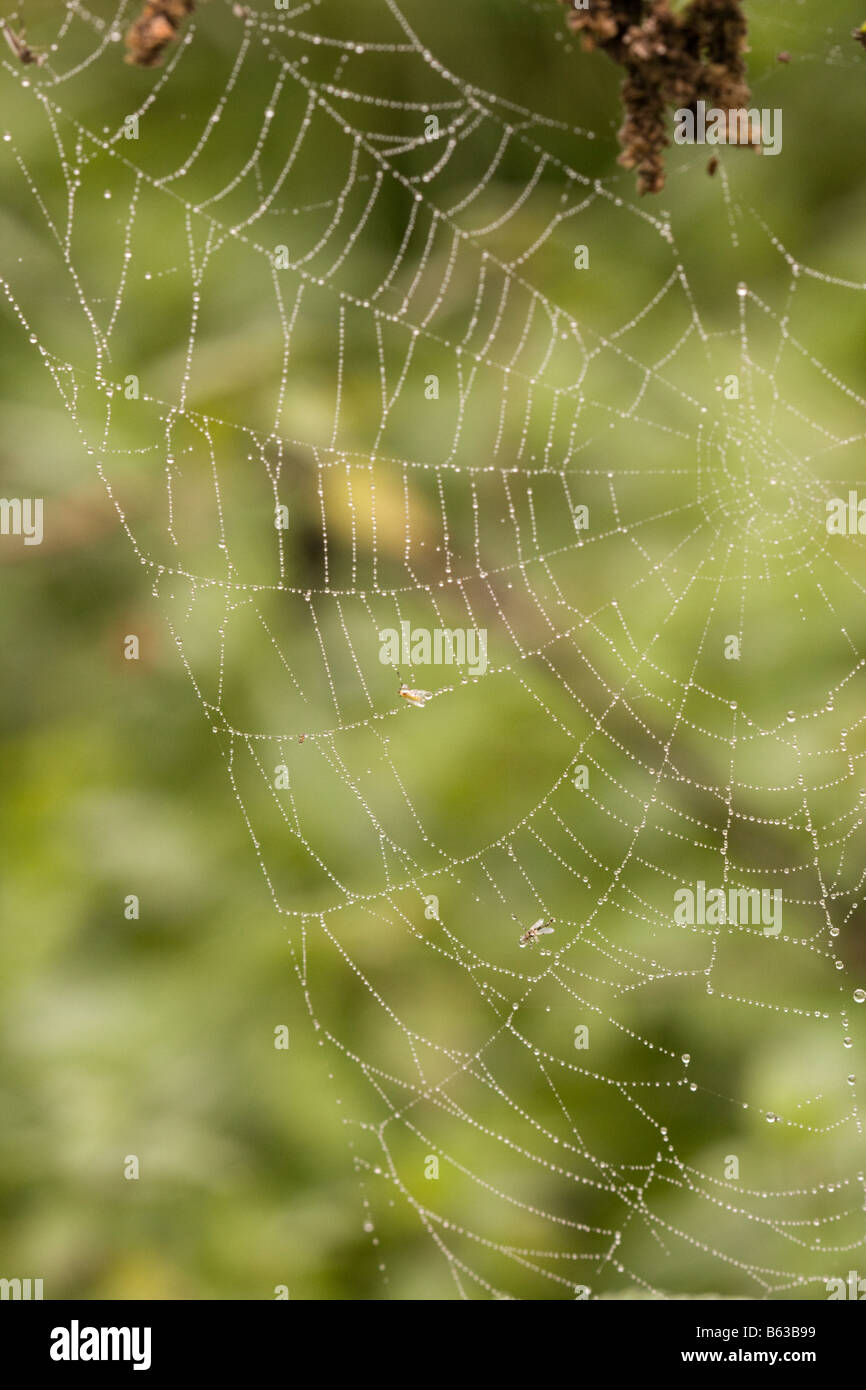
[2,18,45,65]
[125,0,194,68]
[517,916,555,948]
[394,668,433,708]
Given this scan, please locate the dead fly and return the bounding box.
[393,668,433,709]
[707,157,718,177]
[125,0,194,68]
[516,916,555,949]
[1,18,45,65]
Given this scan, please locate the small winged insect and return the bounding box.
[854,23,866,49]
[517,916,555,948]
[2,18,45,65]
[394,668,433,709]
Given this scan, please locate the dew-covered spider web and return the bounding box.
[3,0,866,1299]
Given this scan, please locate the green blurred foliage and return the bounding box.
[0,0,865,1299]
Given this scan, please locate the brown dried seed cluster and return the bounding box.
[558,0,750,194]
[125,0,194,68]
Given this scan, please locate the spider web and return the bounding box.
[2,0,866,1299]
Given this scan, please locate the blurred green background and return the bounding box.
[1,0,866,1299]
